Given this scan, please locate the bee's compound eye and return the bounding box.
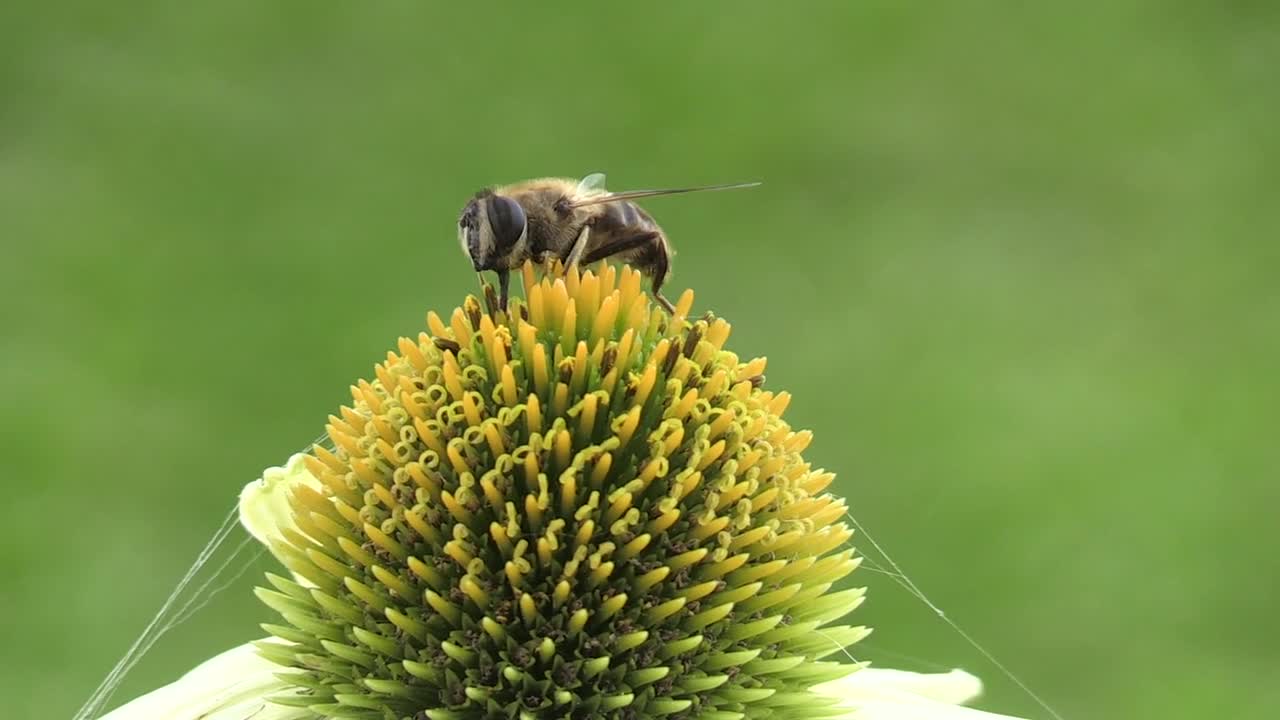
[486,196,527,253]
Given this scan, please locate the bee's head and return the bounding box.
[458,190,527,271]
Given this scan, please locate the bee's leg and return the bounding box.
[564,225,591,270]
[578,231,676,314]
[497,268,511,312]
[579,231,658,265]
[647,245,676,314]
[649,251,676,315]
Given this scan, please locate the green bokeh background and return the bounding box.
[3,3,1277,719]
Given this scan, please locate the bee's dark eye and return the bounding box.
[486,195,526,252]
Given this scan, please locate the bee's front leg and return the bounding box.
[496,269,511,312]
[564,224,591,270]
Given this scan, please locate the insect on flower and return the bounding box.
[457,173,760,312]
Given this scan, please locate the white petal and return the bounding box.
[238,452,322,550]
[825,667,984,705]
[98,641,308,720]
[813,666,1030,720]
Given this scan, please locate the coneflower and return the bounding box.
[100,264,1028,720]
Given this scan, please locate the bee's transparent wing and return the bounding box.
[567,178,763,209]
[575,172,609,198]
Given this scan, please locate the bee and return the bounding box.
[457,173,760,313]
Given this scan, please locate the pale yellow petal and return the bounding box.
[813,666,1030,720]
[818,667,984,705]
[98,640,308,720]
[238,452,321,549]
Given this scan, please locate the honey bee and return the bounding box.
[457,173,760,312]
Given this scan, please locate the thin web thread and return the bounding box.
[856,642,954,673]
[814,627,866,666]
[93,533,261,715]
[73,433,330,720]
[171,537,264,627]
[841,510,1066,720]
[72,505,242,720]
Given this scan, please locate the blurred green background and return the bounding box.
[3,2,1277,718]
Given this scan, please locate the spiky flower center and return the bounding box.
[256,264,867,720]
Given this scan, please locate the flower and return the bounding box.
[99,264,1029,719]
